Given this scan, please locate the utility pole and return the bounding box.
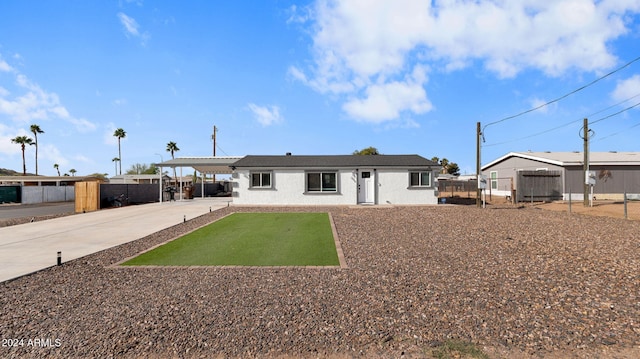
[476,122,482,208]
[212,125,217,156]
[583,118,589,207]
[212,125,218,183]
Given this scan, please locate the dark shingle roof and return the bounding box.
[231,155,437,168]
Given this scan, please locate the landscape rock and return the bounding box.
[1,205,639,358]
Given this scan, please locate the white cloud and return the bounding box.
[528,97,558,114]
[611,74,640,102]
[117,12,149,45]
[40,144,68,167]
[113,98,127,106]
[118,12,140,36]
[0,69,97,132]
[286,4,312,24]
[343,67,432,122]
[247,103,284,126]
[0,59,13,72]
[0,123,22,156]
[294,0,640,123]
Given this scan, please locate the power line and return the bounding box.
[595,121,640,142]
[216,144,229,156]
[589,100,640,125]
[482,54,640,131]
[484,92,640,147]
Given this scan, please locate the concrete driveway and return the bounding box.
[0,202,75,220]
[0,198,232,283]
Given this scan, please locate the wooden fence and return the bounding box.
[75,181,100,213]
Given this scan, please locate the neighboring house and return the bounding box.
[482,151,640,201]
[230,154,439,205]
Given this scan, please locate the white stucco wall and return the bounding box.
[232,168,438,205]
[232,169,357,205]
[376,170,438,205]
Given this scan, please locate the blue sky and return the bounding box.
[1,0,640,177]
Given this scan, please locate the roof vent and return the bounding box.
[609,151,617,153]
[286,152,292,156]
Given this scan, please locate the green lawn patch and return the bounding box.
[122,212,340,266]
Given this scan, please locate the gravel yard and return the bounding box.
[1,205,639,358]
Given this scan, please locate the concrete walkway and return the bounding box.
[0,198,232,283]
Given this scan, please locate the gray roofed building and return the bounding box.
[482,151,640,202]
[231,154,440,205]
[231,154,438,169]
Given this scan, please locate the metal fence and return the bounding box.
[438,180,477,197]
[516,170,562,202]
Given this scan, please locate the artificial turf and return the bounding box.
[122,212,340,266]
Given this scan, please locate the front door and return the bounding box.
[358,169,375,204]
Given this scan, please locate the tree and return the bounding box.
[30,124,44,175]
[166,141,180,184]
[439,158,450,173]
[54,163,60,176]
[11,136,34,175]
[112,157,120,176]
[86,173,108,181]
[446,163,461,176]
[113,128,126,175]
[353,146,380,155]
[126,163,158,175]
[69,168,77,176]
[431,156,460,176]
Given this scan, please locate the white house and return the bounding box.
[230,154,439,205]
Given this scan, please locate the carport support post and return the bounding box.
[158,166,163,203]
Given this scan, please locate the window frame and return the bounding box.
[409,170,432,188]
[249,171,273,189]
[490,171,498,190]
[305,171,339,193]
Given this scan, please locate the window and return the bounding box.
[409,171,431,187]
[306,172,337,192]
[250,171,272,188]
[490,171,498,190]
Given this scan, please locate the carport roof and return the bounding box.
[155,156,244,174]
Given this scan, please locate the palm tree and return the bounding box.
[113,128,126,175]
[54,163,60,176]
[69,169,77,176]
[11,136,34,175]
[112,157,120,176]
[166,141,179,185]
[30,124,44,175]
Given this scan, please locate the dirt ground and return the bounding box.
[533,200,640,221]
[442,192,640,221]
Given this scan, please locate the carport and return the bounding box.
[154,156,243,201]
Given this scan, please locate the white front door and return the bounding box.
[358,169,375,204]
